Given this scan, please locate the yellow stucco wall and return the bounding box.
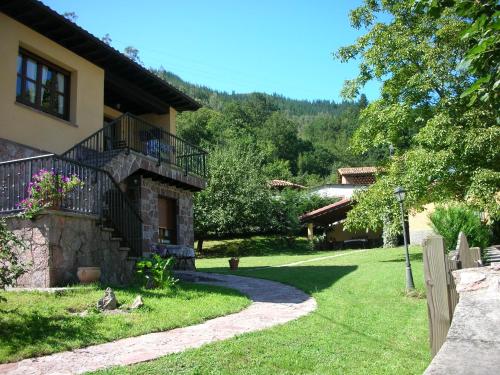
[0,13,104,154]
[140,107,177,135]
[409,203,435,231]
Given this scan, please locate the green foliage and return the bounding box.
[0,218,27,290]
[194,142,273,243]
[135,255,178,289]
[416,0,499,106]
[429,203,491,251]
[269,189,339,238]
[339,1,499,234]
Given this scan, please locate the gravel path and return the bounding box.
[0,271,316,375]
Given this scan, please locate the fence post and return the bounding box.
[423,235,452,358]
[470,247,481,266]
[457,232,475,269]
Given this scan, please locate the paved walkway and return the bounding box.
[0,272,316,375]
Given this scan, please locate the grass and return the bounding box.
[0,282,250,363]
[97,245,431,375]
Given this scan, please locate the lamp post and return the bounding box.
[394,186,415,291]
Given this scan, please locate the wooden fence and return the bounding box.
[422,232,481,357]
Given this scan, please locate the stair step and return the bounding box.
[111,237,123,241]
[119,247,130,251]
[101,227,115,232]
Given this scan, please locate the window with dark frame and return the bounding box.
[16,49,70,120]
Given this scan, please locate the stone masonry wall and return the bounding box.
[7,211,135,287]
[140,177,194,252]
[0,138,47,161]
[103,150,206,190]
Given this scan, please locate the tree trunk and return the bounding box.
[197,238,204,253]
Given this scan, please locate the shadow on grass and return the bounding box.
[198,265,358,296]
[315,311,429,362]
[0,307,105,362]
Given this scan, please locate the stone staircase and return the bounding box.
[96,223,137,285]
[484,245,500,265]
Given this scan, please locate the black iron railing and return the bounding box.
[0,154,143,257]
[63,113,207,178]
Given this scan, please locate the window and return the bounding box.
[16,49,70,120]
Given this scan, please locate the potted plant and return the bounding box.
[18,169,83,219]
[226,245,240,270]
[77,266,101,284]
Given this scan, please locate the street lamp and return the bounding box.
[394,186,415,291]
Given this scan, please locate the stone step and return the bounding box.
[118,246,130,251]
[100,227,115,232]
[110,237,123,241]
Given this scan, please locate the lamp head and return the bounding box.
[394,186,406,202]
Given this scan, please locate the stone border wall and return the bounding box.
[140,177,194,251]
[6,211,135,287]
[424,265,500,374]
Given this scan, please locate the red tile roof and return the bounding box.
[299,198,352,222]
[269,180,306,189]
[337,167,377,176]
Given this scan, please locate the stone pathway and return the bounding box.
[0,272,316,375]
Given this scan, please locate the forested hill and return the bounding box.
[153,69,363,116]
[152,68,382,186]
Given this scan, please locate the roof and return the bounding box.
[299,198,352,223]
[269,180,306,189]
[0,0,201,113]
[337,167,377,176]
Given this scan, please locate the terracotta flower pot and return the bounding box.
[228,257,239,270]
[77,267,101,284]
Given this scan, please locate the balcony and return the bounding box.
[63,113,208,190]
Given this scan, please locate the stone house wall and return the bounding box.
[0,138,48,161]
[140,177,194,251]
[7,211,135,287]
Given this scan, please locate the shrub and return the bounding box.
[135,255,178,289]
[0,218,27,289]
[18,169,83,219]
[429,203,490,252]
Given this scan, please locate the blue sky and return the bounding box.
[42,0,381,102]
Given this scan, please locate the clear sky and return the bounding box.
[41,0,380,103]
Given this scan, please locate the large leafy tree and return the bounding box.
[337,1,499,234]
[194,142,273,252]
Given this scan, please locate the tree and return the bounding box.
[194,143,272,252]
[416,0,499,106]
[336,1,499,234]
[123,46,142,65]
[101,33,112,45]
[62,12,78,22]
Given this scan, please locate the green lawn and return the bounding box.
[97,246,430,375]
[0,283,250,363]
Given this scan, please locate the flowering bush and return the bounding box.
[18,169,83,219]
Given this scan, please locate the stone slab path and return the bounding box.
[0,272,316,375]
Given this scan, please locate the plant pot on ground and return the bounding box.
[77,266,101,284]
[226,245,240,270]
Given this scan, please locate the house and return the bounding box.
[0,0,206,287]
[308,183,366,200]
[301,167,382,248]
